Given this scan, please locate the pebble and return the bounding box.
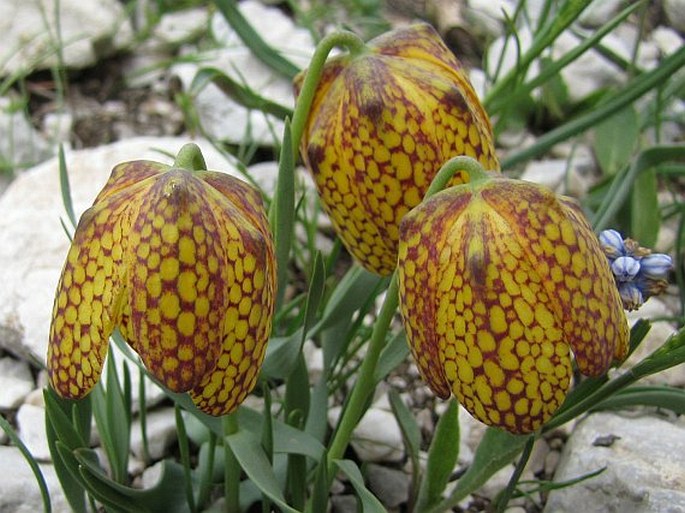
[0,356,34,409]
[328,405,405,462]
[545,412,685,513]
[130,407,178,461]
[16,403,51,461]
[0,446,70,512]
[578,0,624,27]
[0,0,133,76]
[652,26,684,56]
[365,463,410,508]
[664,0,685,33]
[0,96,52,172]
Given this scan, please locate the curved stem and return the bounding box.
[223,413,240,513]
[424,156,491,199]
[174,142,207,172]
[326,271,399,472]
[290,31,366,156]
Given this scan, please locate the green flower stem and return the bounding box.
[289,31,366,157]
[223,413,241,513]
[173,142,207,172]
[494,436,535,513]
[424,156,491,199]
[326,271,399,473]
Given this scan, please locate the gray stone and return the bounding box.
[520,159,568,191]
[0,356,34,409]
[0,446,70,512]
[16,403,51,461]
[130,407,177,461]
[545,412,685,513]
[0,0,133,76]
[652,27,684,57]
[171,0,315,145]
[366,463,410,508]
[328,404,404,462]
[0,96,52,173]
[664,0,685,33]
[578,0,624,27]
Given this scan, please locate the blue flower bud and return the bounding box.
[639,253,673,279]
[611,256,640,282]
[599,229,626,259]
[618,282,643,311]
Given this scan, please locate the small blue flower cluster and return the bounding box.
[599,229,673,311]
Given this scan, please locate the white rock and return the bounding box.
[545,412,685,513]
[0,446,71,512]
[149,7,209,50]
[664,0,685,34]
[0,0,133,76]
[552,31,624,103]
[578,0,624,27]
[652,26,684,57]
[0,136,269,366]
[0,357,34,409]
[464,0,517,39]
[130,407,178,460]
[520,159,568,191]
[302,339,324,385]
[16,403,51,461]
[0,96,52,172]
[172,0,315,146]
[328,405,404,462]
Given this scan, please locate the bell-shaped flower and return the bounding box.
[599,229,672,311]
[294,23,499,276]
[398,175,629,434]
[48,144,276,416]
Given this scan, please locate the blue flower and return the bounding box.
[599,230,672,311]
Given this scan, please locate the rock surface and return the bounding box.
[545,412,685,513]
[0,356,35,409]
[0,0,133,76]
[0,136,256,366]
[0,446,70,512]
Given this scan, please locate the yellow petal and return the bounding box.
[480,180,629,376]
[47,186,136,398]
[189,177,276,416]
[125,170,227,393]
[298,23,498,276]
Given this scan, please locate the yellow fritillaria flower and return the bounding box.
[295,23,499,276]
[398,174,628,434]
[48,144,276,416]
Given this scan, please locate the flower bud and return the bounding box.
[48,145,276,416]
[398,175,628,433]
[295,23,499,275]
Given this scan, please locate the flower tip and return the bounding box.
[599,229,625,259]
[611,256,641,281]
[640,253,673,279]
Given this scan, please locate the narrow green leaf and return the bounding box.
[311,266,385,336]
[1,414,52,513]
[334,459,386,513]
[310,449,330,513]
[594,106,639,176]
[226,430,302,513]
[45,396,87,513]
[373,331,410,385]
[630,167,660,247]
[592,385,685,414]
[388,390,421,463]
[273,118,296,309]
[416,399,460,511]
[213,0,300,79]
[175,406,197,513]
[58,144,76,229]
[426,429,531,513]
[191,67,293,120]
[73,447,191,513]
[503,47,685,169]
[593,145,685,231]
